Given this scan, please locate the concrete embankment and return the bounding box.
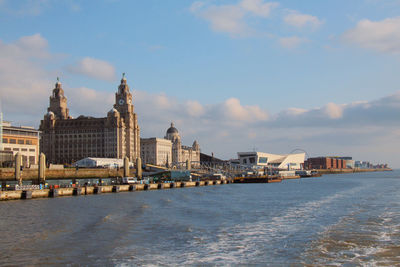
[0,168,126,181]
[0,180,228,201]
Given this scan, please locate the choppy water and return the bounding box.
[1,171,400,266]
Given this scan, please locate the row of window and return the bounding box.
[3,147,35,152]
[2,138,34,145]
[3,129,38,137]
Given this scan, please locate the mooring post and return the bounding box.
[15,152,22,186]
[186,159,191,170]
[38,153,46,184]
[124,157,130,177]
[136,157,142,179]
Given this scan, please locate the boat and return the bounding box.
[295,170,322,178]
[233,174,282,183]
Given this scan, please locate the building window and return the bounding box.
[259,157,268,164]
[21,148,28,152]
[13,148,19,151]
[2,138,7,143]
[29,149,35,152]
[249,157,256,164]
[18,140,24,144]
[4,148,11,151]
[9,139,16,144]
[26,140,32,145]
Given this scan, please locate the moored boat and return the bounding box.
[233,174,282,183]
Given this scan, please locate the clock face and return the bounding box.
[119,99,125,105]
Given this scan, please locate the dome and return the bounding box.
[46,111,55,117]
[167,122,179,134]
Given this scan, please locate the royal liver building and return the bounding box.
[40,75,140,164]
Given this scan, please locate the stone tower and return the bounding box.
[113,74,140,161]
[48,78,69,120]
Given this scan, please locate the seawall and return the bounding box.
[0,180,229,201]
[0,168,126,181]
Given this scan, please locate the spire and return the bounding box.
[171,122,174,127]
[55,77,62,88]
[121,72,126,84]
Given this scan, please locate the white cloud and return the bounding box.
[0,34,52,125]
[342,17,400,54]
[284,11,324,30]
[186,100,205,117]
[279,36,309,49]
[240,0,278,17]
[190,0,278,37]
[67,57,116,81]
[323,102,344,119]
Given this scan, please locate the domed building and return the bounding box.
[164,123,200,167]
[140,122,200,167]
[39,74,140,164]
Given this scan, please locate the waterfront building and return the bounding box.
[141,123,200,167]
[140,138,172,166]
[39,75,140,164]
[304,157,347,170]
[237,151,305,170]
[164,123,200,166]
[1,121,40,167]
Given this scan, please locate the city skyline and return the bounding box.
[0,0,399,167]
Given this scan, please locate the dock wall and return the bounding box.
[0,180,232,201]
[0,168,126,181]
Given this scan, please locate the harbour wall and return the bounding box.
[0,168,126,181]
[0,180,228,201]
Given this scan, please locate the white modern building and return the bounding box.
[140,137,172,166]
[237,151,305,170]
[74,157,133,168]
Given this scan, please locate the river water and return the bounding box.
[1,171,400,266]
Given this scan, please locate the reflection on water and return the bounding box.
[0,171,399,265]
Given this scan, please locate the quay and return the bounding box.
[0,180,231,201]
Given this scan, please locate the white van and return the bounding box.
[121,177,138,184]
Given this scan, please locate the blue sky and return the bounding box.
[1,0,400,167]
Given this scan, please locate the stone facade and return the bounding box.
[39,76,140,164]
[164,123,200,166]
[140,138,172,166]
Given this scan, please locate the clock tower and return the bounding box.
[114,73,133,115]
[110,73,140,161]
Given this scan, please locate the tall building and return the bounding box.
[39,75,140,164]
[164,123,200,166]
[1,121,40,167]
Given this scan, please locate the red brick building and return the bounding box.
[304,157,347,170]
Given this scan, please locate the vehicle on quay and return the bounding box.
[121,177,138,184]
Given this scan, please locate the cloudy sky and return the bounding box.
[0,0,400,167]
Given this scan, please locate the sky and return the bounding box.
[0,0,400,167]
